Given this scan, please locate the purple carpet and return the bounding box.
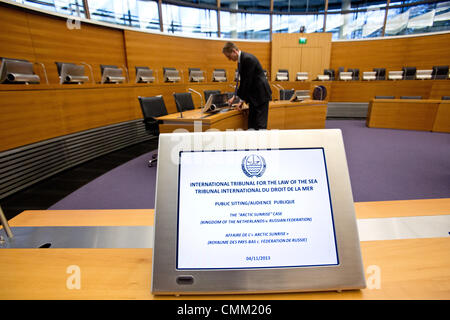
[326,120,450,202]
[49,120,450,209]
[50,150,159,210]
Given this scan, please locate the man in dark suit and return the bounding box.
[222,42,272,130]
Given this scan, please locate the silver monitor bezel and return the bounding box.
[151,129,365,295]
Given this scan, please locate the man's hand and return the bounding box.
[235,101,244,110]
[227,95,236,106]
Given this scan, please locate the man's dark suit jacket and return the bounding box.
[236,51,272,107]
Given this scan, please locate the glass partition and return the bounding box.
[10,0,450,40]
[273,0,326,13]
[135,0,160,30]
[88,0,137,26]
[14,0,85,17]
[386,1,450,36]
[162,3,218,37]
[273,13,324,33]
[221,11,270,39]
[327,8,386,39]
[220,0,271,12]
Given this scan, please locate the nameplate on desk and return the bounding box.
[152,129,365,295]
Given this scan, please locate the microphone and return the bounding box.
[121,65,129,83]
[174,92,183,118]
[34,62,48,85]
[188,88,204,109]
[80,62,95,84]
[0,206,13,240]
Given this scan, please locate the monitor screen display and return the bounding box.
[211,93,229,108]
[176,148,338,270]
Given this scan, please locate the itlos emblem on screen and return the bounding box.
[241,154,266,178]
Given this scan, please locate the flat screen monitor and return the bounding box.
[152,129,365,295]
[0,58,40,84]
[202,93,235,113]
[290,90,311,102]
[135,67,155,83]
[59,63,88,84]
[100,67,124,84]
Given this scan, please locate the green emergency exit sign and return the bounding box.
[299,37,307,44]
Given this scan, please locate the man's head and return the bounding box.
[222,42,239,62]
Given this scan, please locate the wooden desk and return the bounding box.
[366,99,441,131]
[1,199,449,299]
[329,80,450,102]
[268,100,327,130]
[157,100,327,133]
[157,108,248,133]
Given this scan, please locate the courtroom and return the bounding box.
[0,0,449,303]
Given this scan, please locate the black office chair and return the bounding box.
[138,96,168,167]
[204,90,220,102]
[402,67,416,80]
[373,68,386,80]
[279,89,294,100]
[348,68,359,80]
[432,65,449,79]
[312,86,327,100]
[324,69,335,80]
[276,69,289,81]
[173,92,195,112]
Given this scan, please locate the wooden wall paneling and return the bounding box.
[0,4,36,62]
[58,88,113,132]
[25,11,127,84]
[391,80,433,99]
[329,82,376,102]
[302,47,324,79]
[0,85,145,152]
[60,87,138,134]
[289,48,302,80]
[127,31,169,81]
[330,33,450,75]
[124,31,270,86]
[429,80,450,100]
[403,33,450,69]
[271,33,331,82]
[432,101,450,133]
[126,31,208,83]
[331,38,400,73]
[0,89,64,151]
